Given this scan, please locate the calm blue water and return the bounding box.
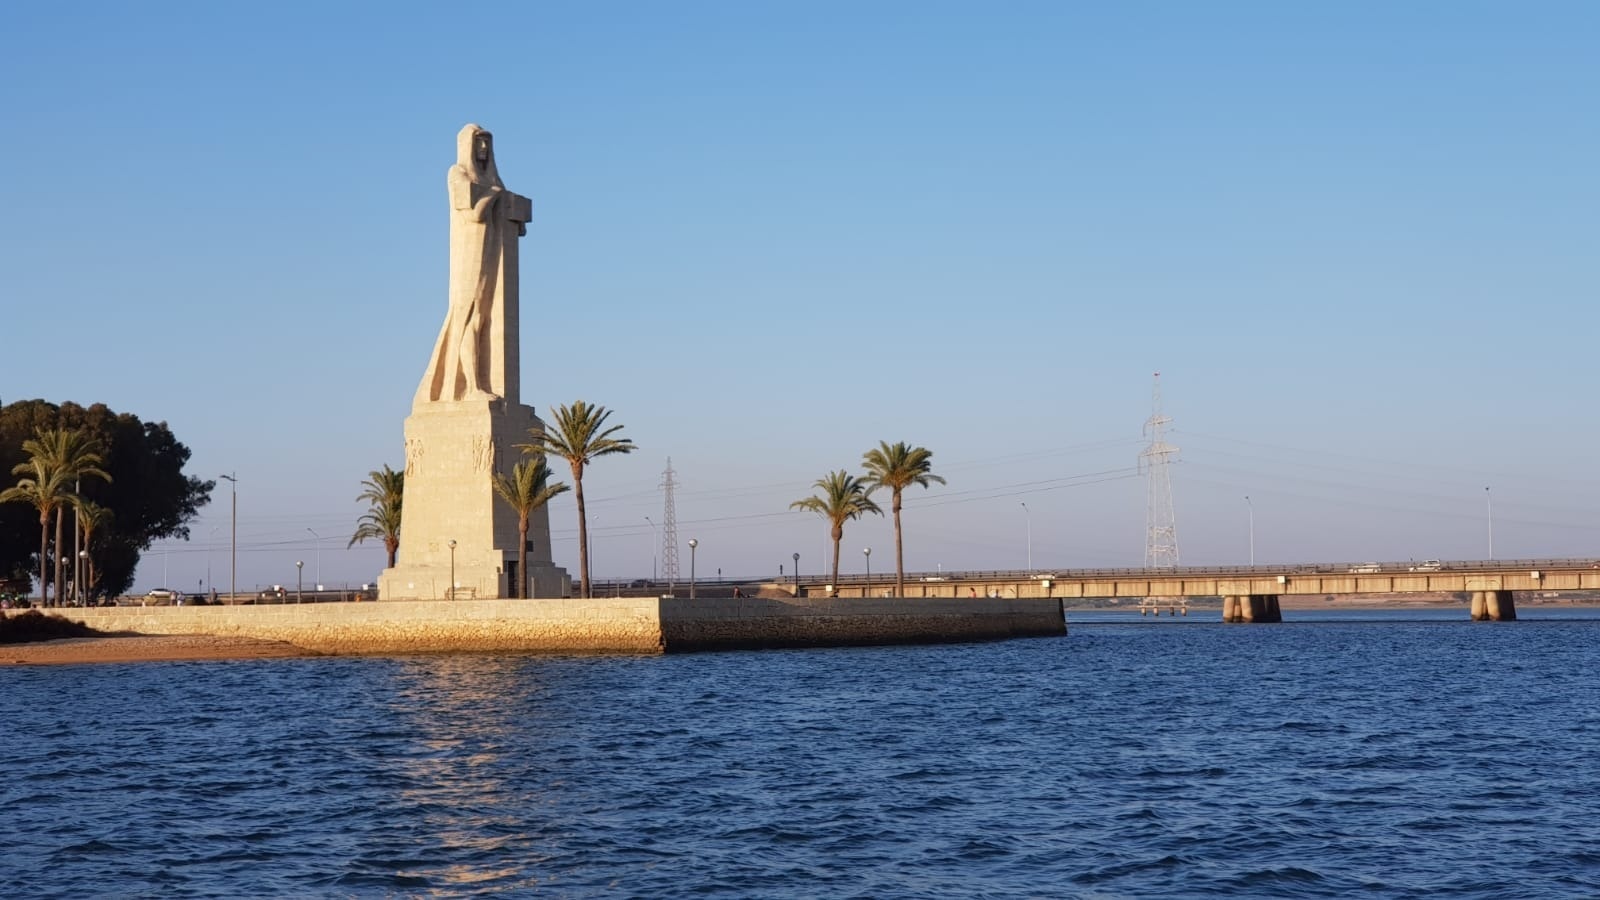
[5,608,1600,898]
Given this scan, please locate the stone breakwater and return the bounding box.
[660,596,1067,651]
[37,596,1066,655]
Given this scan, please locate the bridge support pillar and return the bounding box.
[1223,594,1281,623]
[1223,595,1241,622]
[1487,590,1516,621]
[1471,590,1517,621]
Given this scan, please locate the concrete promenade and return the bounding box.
[39,596,1067,655]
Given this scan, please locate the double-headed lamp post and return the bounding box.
[864,546,872,596]
[448,539,457,600]
[219,473,237,603]
[688,539,698,600]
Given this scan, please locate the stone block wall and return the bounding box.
[41,595,1067,655]
[659,595,1067,651]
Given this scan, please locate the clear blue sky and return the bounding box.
[4,2,1597,592]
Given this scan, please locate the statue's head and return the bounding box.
[456,123,503,186]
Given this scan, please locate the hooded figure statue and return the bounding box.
[416,124,532,405]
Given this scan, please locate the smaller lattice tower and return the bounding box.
[660,458,681,590]
[1139,373,1181,568]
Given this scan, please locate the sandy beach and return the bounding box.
[2,634,315,666]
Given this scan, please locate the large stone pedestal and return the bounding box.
[378,400,570,601]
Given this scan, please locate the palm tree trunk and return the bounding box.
[893,491,905,599]
[385,538,397,569]
[830,530,841,597]
[53,507,66,607]
[572,465,589,598]
[518,517,529,599]
[38,511,49,606]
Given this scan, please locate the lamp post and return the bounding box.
[207,525,219,596]
[306,527,322,590]
[864,546,872,596]
[1246,495,1255,566]
[793,552,801,596]
[447,539,457,600]
[78,550,88,605]
[219,473,237,603]
[295,560,304,603]
[645,516,657,582]
[1485,486,1493,560]
[1020,501,1031,574]
[73,479,82,603]
[688,539,698,600]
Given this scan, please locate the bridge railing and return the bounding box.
[588,558,1599,592]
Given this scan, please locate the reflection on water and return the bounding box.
[5,618,1600,897]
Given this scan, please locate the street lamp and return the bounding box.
[688,538,698,600]
[793,552,801,596]
[1020,501,1031,574]
[864,546,872,596]
[306,527,322,590]
[1485,486,1494,560]
[1246,495,1255,566]
[78,550,88,605]
[219,473,237,603]
[448,539,457,600]
[207,525,219,597]
[295,560,304,603]
[645,516,657,582]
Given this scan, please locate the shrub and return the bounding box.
[0,610,104,644]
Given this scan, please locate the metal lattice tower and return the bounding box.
[660,458,681,589]
[1140,372,1181,568]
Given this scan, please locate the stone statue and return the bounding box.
[415,124,533,405]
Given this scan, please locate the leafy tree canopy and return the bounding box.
[0,400,213,597]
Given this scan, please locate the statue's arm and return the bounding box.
[449,168,502,222]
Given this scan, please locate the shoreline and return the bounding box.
[2,634,315,666]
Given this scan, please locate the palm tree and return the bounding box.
[861,441,946,598]
[1,454,70,605]
[492,456,570,598]
[349,464,404,568]
[73,499,113,600]
[519,401,635,598]
[790,470,882,596]
[0,428,108,605]
[36,428,110,602]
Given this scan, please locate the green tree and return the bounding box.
[861,441,946,598]
[0,401,212,599]
[349,464,404,568]
[519,401,635,598]
[492,456,570,598]
[0,438,72,603]
[790,470,882,596]
[36,428,111,601]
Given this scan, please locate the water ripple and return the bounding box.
[5,610,1600,897]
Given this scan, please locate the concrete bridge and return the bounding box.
[775,558,1600,623]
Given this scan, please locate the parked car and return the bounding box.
[144,588,180,605]
[1408,560,1444,572]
